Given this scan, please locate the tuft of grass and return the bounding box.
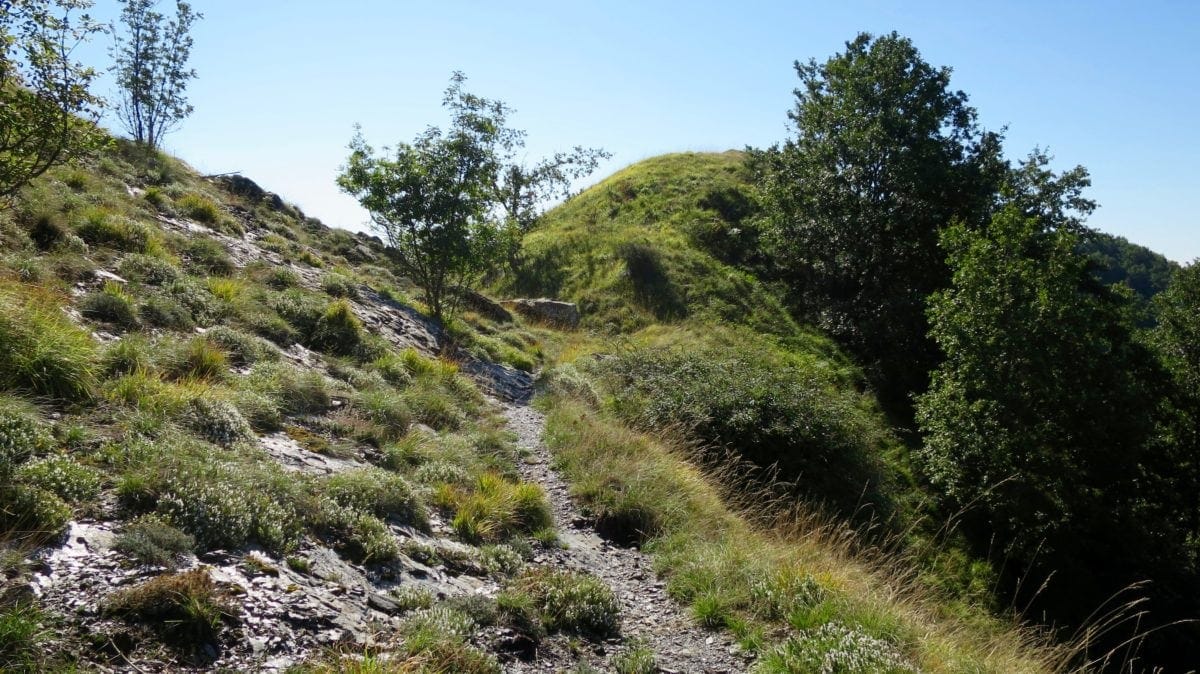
[0,604,48,671]
[118,253,181,286]
[450,472,553,544]
[161,336,228,382]
[242,361,331,416]
[183,237,235,275]
[204,326,278,366]
[103,568,234,647]
[613,640,657,674]
[0,284,97,401]
[80,280,139,329]
[320,272,359,299]
[310,299,363,356]
[177,193,221,224]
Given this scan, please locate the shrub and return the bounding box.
[350,389,411,440]
[138,295,195,330]
[25,211,67,251]
[613,641,657,674]
[162,337,228,381]
[320,273,358,299]
[177,193,221,224]
[323,468,425,526]
[183,237,234,275]
[479,544,524,577]
[157,466,299,553]
[0,288,97,400]
[404,382,465,431]
[451,473,552,544]
[0,484,71,539]
[230,389,282,432]
[75,209,156,253]
[205,326,278,366]
[0,405,53,481]
[103,568,234,646]
[391,586,434,613]
[163,278,223,326]
[143,186,169,210]
[413,460,469,486]
[502,568,621,638]
[309,500,398,563]
[16,456,101,503]
[114,515,195,567]
[243,361,331,416]
[309,299,362,356]
[182,397,254,447]
[118,254,181,285]
[265,266,300,289]
[80,281,139,329]
[754,622,916,674]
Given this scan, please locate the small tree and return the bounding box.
[0,0,106,205]
[111,0,199,149]
[338,73,605,323]
[337,73,510,322]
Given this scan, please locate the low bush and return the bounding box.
[118,253,181,285]
[754,622,916,674]
[501,568,621,638]
[0,404,53,480]
[80,281,139,329]
[138,294,196,330]
[177,193,221,224]
[0,484,71,539]
[323,468,425,526]
[182,396,254,447]
[75,209,156,253]
[309,299,362,356]
[309,500,398,563]
[613,641,657,674]
[205,326,278,366]
[265,267,300,289]
[163,278,223,326]
[320,272,358,299]
[243,361,331,416]
[114,515,195,567]
[183,237,234,276]
[16,456,101,503]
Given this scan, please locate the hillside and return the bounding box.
[3,144,1175,672]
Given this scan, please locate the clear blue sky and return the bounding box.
[80,1,1199,262]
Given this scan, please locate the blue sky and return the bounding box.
[80,1,1199,261]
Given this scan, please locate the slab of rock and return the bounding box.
[501,298,580,328]
[460,288,513,323]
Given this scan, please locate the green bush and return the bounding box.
[138,294,195,330]
[183,237,234,275]
[118,253,181,285]
[309,500,398,563]
[75,209,156,253]
[181,396,254,447]
[16,456,101,503]
[310,299,362,356]
[323,468,425,526]
[265,267,300,289]
[243,361,331,416]
[592,343,894,518]
[157,464,300,553]
[320,272,358,299]
[205,326,278,366]
[502,568,621,638]
[80,281,139,329]
[162,336,228,382]
[177,193,221,224]
[0,405,53,480]
[163,278,223,326]
[0,288,97,401]
[230,389,283,432]
[114,515,195,567]
[0,484,71,538]
[754,622,916,674]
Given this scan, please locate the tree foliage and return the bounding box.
[0,0,106,204]
[338,72,605,322]
[749,31,1004,409]
[915,206,1200,658]
[111,0,200,149]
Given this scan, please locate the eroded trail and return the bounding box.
[499,402,751,673]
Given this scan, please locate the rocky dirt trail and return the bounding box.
[499,401,752,673]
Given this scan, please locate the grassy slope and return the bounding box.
[0,142,557,671]
[521,152,1073,671]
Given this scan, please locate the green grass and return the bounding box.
[0,283,98,401]
[449,472,553,544]
[509,152,797,336]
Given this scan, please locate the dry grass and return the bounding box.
[542,396,1078,673]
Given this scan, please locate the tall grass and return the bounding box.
[0,283,97,401]
[542,396,1073,673]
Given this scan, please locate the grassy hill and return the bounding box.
[515,152,1083,671]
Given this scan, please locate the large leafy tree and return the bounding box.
[111,0,200,149]
[915,206,1200,659]
[0,0,106,205]
[750,32,1003,410]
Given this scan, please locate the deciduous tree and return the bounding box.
[111,0,199,149]
[0,0,106,205]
